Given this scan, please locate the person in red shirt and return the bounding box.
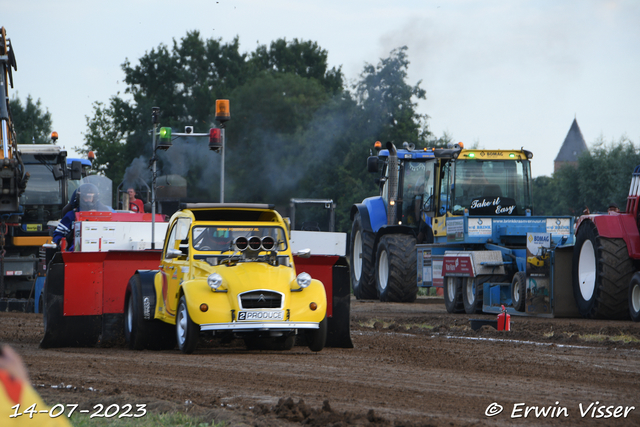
[127,187,145,213]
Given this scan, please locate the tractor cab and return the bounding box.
[424,149,534,240]
[440,151,533,216]
[369,142,438,228]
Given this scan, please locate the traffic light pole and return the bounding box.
[220,125,225,203]
[151,107,159,249]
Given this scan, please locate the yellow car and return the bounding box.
[124,203,327,354]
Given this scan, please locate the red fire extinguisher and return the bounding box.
[497,305,511,331]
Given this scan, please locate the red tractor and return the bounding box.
[573,165,640,320]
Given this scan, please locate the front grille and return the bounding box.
[240,291,282,309]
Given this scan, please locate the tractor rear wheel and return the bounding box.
[444,277,464,313]
[350,212,377,299]
[628,272,640,322]
[375,234,417,302]
[462,276,486,314]
[573,221,633,319]
[511,272,526,312]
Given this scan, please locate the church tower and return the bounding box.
[554,118,588,173]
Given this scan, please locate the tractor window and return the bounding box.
[401,160,434,226]
[20,164,63,205]
[438,161,451,216]
[451,160,531,215]
[192,226,288,252]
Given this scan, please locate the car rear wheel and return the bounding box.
[125,274,175,351]
[176,296,199,354]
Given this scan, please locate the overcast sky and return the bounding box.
[7,0,640,178]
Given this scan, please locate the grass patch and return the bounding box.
[609,334,640,344]
[358,318,390,328]
[357,318,435,331]
[579,334,607,342]
[70,412,228,427]
[579,333,640,344]
[405,323,435,330]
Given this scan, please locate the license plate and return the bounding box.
[237,310,284,321]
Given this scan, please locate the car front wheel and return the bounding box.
[306,317,327,352]
[176,296,199,354]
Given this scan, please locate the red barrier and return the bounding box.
[61,250,162,316]
[294,255,339,318]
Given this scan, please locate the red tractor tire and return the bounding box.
[573,220,633,319]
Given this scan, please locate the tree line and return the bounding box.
[533,136,639,217]
[80,32,445,231]
[10,31,638,230]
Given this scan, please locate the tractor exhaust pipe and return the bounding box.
[386,141,398,225]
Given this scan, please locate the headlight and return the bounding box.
[207,273,223,291]
[296,272,312,288]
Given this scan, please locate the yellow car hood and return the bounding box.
[210,262,296,294]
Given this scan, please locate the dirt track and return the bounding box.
[3,298,640,426]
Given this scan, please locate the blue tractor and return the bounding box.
[352,141,578,316]
[350,141,460,302]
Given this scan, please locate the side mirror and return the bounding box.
[70,161,82,180]
[294,248,311,258]
[165,248,182,259]
[52,165,63,181]
[367,156,379,173]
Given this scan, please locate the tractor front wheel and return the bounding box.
[350,213,377,299]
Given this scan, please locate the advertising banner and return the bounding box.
[525,233,551,314]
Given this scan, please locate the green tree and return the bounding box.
[82,99,135,182]
[575,137,640,213]
[250,38,343,94]
[9,95,52,144]
[532,175,557,216]
[533,136,639,217]
[81,34,438,232]
[84,32,344,203]
[354,46,432,147]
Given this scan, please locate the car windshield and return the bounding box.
[192,226,288,252]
